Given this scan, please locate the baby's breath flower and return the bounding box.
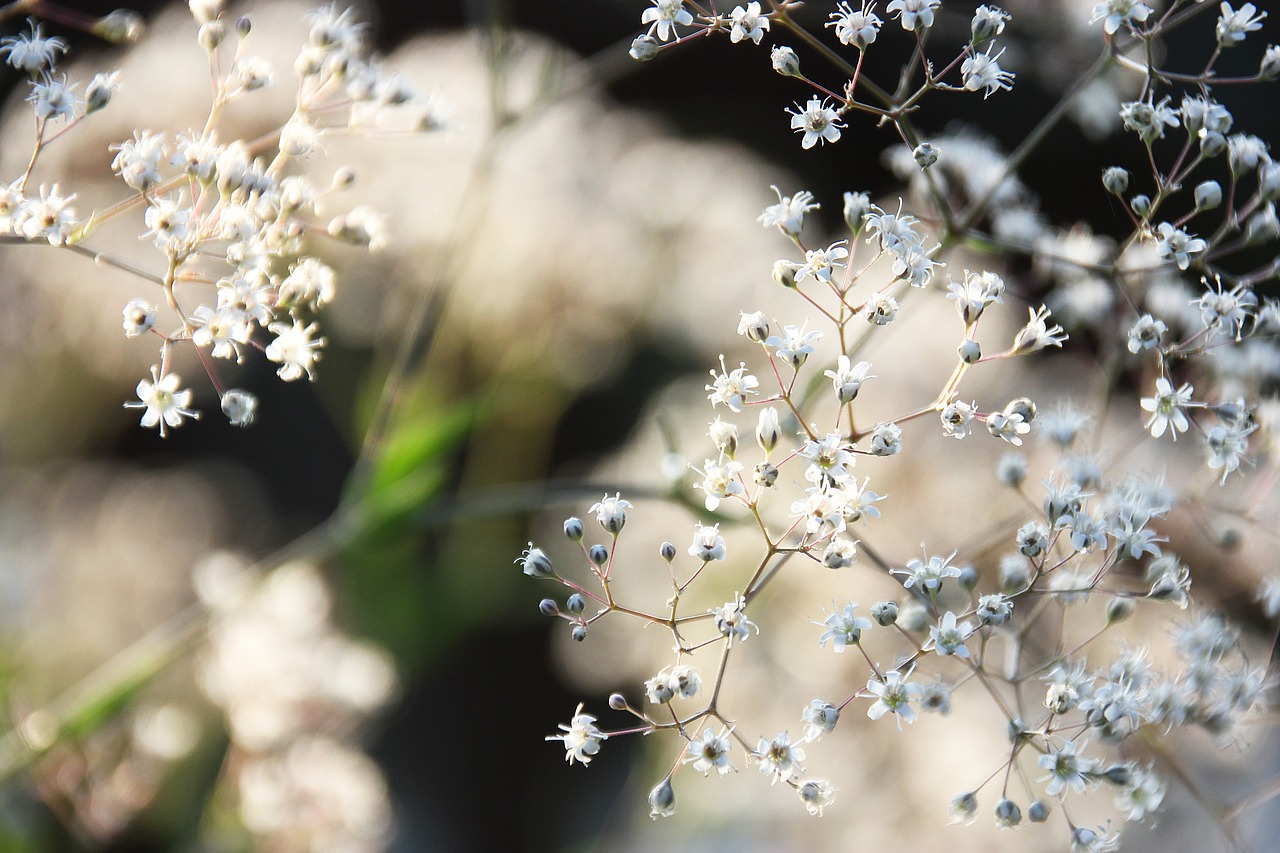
[962,46,1015,99]
[265,319,325,381]
[1120,95,1179,144]
[685,725,735,775]
[728,2,770,44]
[758,186,818,237]
[27,75,80,122]
[787,97,846,149]
[1140,377,1194,439]
[971,6,1009,43]
[706,356,759,412]
[713,595,757,642]
[756,731,805,784]
[895,549,960,593]
[816,602,873,651]
[771,45,800,77]
[797,779,836,815]
[1039,738,1096,797]
[124,367,199,437]
[927,611,975,657]
[1127,314,1167,353]
[221,389,258,427]
[1090,0,1153,35]
[828,2,881,48]
[825,355,873,403]
[122,299,157,337]
[648,777,676,818]
[1217,2,1266,48]
[688,523,727,561]
[1154,222,1207,271]
[886,0,939,31]
[765,321,822,369]
[545,703,606,765]
[940,399,977,439]
[641,0,693,42]
[863,669,923,727]
[1012,305,1067,353]
[0,21,67,74]
[801,699,840,741]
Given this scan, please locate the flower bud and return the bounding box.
[958,565,979,591]
[1003,397,1037,424]
[1102,166,1129,196]
[1130,194,1151,218]
[659,541,677,562]
[629,34,661,61]
[571,624,588,642]
[648,777,676,819]
[1260,162,1280,200]
[1027,800,1051,823]
[93,10,145,44]
[588,544,609,566]
[994,798,1022,827]
[518,545,553,578]
[971,6,1008,43]
[756,407,781,454]
[236,15,252,37]
[564,517,584,541]
[1200,130,1227,157]
[950,791,978,824]
[995,451,1027,487]
[608,692,628,711]
[331,167,357,190]
[220,389,257,427]
[538,598,558,616]
[1100,764,1132,786]
[772,259,799,288]
[871,600,899,626]
[566,593,586,614]
[913,142,939,170]
[1194,180,1222,210]
[843,191,872,233]
[199,20,225,51]
[958,339,981,364]
[771,45,801,77]
[1106,597,1134,623]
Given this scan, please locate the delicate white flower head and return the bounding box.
[124,367,199,437]
[787,97,846,149]
[1127,314,1167,353]
[758,186,817,236]
[797,779,837,816]
[827,1,881,49]
[927,611,974,657]
[962,45,1015,98]
[694,458,745,511]
[192,305,252,361]
[1012,305,1068,353]
[817,602,873,652]
[1217,2,1266,48]
[641,0,694,41]
[706,355,759,412]
[825,355,874,404]
[1090,0,1153,35]
[279,257,338,311]
[0,21,67,73]
[940,399,977,439]
[765,320,823,369]
[143,193,193,252]
[545,702,606,765]
[894,548,960,592]
[1154,222,1207,271]
[869,421,902,456]
[1140,377,1194,439]
[646,664,701,703]
[1206,418,1255,483]
[648,778,676,819]
[864,202,923,254]
[1038,738,1096,797]
[729,2,770,44]
[265,320,325,381]
[122,299,157,338]
[791,486,850,536]
[27,74,80,122]
[688,523,727,562]
[947,270,1005,324]
[1120,95,1179,144]
[801,699,840,741]
[886,0,940,30]
[1071,825,1122,853]
[796,242,850,284]
[863,669,922,727]
[756,731,805,784]
[590,492,633,534]
[111,130,167,191]
[17,183,77,245]
[1195,275,1256,339]
[221,389,258,427]
[713,595,757,642]
[971,5,1010,41]
[987,411,1031,446]
[797,433,857,484]
[684,725,735,775]
[863,291,900,325]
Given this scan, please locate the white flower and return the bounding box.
[1140,377,1193,439]
[1206,418,1255,483]
[927,611,974,657]
[961,45,1015,98]
[1126,314,1166,353]
[801,699,840,741]
[1120,95,1179,144]
[986,411,1030,446]
[1154,222,1207,271]
[729,2,770,44]
[886,0,940,30]
[266,320,325,381]
[0,21,66,73]
[590,492,632,534]
[1038,739,1096,797]
[796,242,849,284]
[827,1,881,48]
[545,703,606,765]
[797,433,857,484]
[758,185,817,236]
[756,731,805,784]
[1217,2,1266,47]
[894,549,960,592]
[124,367,199,437]
[192,305,252,361]
[111,130,167,191]
[947,270,1005,324]
[817,602,873,651]
[825,355,873,404]
[1012,305,1068,353]
[122,299,156,337]
[641,0,693,42]
[706,356,759,412]
[693,458,745,511]
[1090,0,1153,35]
[797,779,837,815]
[787,97,846,149]
[713,595,757,642]
[684,726,735,775]
[279,257,337,310]
[863,669,922,727]
[27,74,80,122]
[940,399,977,438]
[765,321,822,369]
[688,523,726,561]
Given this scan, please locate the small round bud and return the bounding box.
[566,593,586,614]
[331,167,356,191]
[1102,167,1130,196]
[843,191,872,234]
[950,791,979,824]
[1003,397,1037,424]
[771,45,801,77]
[1200,130,1227,157]
[772,259,799,288]
[608,693,628,711]
[754,461,779,488]
[1215,524,1244,550]
[235,15,252,37]
[660,541,677,562]
[564,517,584,541]
[538,598,559,616]
[1027,800,1051,823]
[1000,554,1032,592]
[958,565,979,592]
[958,339,981,364]
[571,624,588,642]
[1194,180,1223,210]
[588,544,609,566]
[913,142,939,170]
[871,600,899,626]
[1130,194,1151,218]
[648,777,676,819]
[220,389,258,427]
[1106,597,1134,623]
[994,797,1022,827]
[629,34,661,61]
[198,20,225,50]
[93,10,145,44]
[518,545,554,578]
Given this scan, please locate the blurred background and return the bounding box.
[0,1,1278,851]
